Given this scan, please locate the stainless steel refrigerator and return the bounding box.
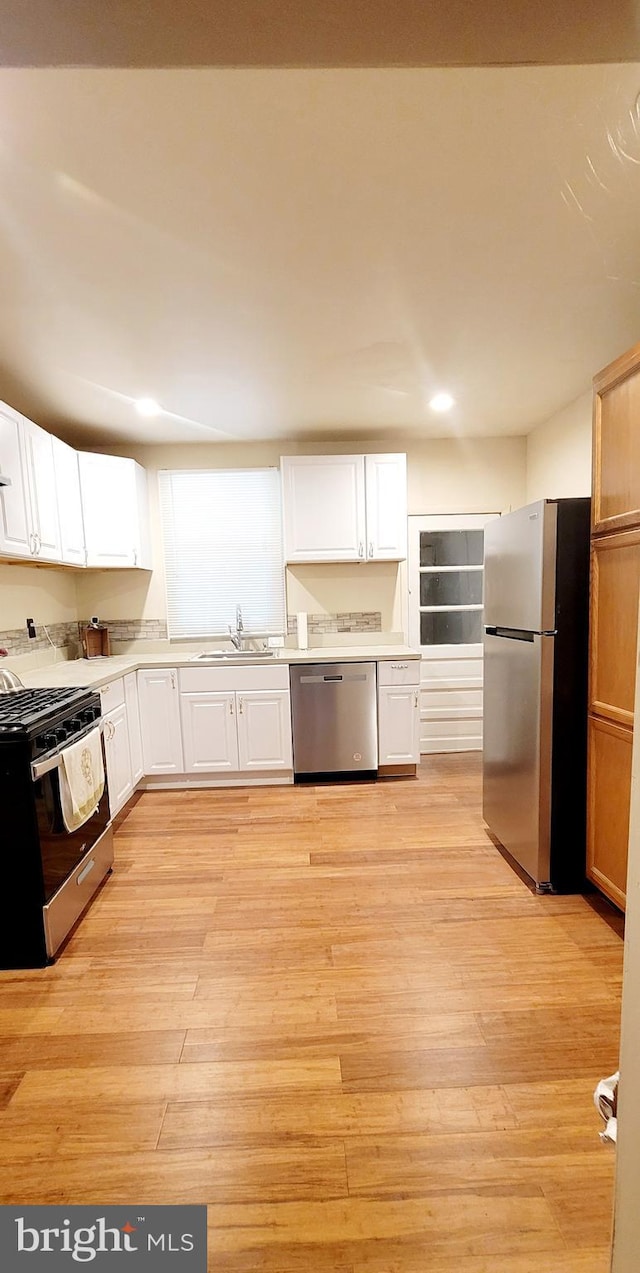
[482,497,591,891]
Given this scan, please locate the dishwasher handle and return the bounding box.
[299,672,368,684]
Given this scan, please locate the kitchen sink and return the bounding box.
[191,649,276,661]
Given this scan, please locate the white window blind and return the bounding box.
[159,469,286,639]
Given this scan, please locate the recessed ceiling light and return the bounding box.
[429,392,455,413]
[134,397,161,417]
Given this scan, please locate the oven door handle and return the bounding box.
[31,720,105,782]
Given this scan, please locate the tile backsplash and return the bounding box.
[0,614,382,659]
[82,619,168,643]
[286,611,382,635]
[0,621,80,658]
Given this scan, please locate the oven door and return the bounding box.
[32,731,111,903]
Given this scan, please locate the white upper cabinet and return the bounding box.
[281,455,366,563]
[52,436,86,566]
[22,421,62,562]
[281,453,407,563]
[0,404,32,558]
[0,399,151,571]
[0,405,65,563]
[79,452,152,570]
[364,454,408,561]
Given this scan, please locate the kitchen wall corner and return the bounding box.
[525,390,592,503]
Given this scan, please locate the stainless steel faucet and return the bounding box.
[228,604,244,650]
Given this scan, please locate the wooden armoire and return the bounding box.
[588,340,640,911]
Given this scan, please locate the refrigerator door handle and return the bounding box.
[485,625,536,642]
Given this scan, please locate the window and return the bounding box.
[159,469,286,639]
[416,527,486,646]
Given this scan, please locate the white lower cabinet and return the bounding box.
[181,691,239,772]
[378,661,421,766]
[236,690,293,771]
[178,665,292,777]
[104,702,133,816]
[124,671,144,785]
[138,667,184,774]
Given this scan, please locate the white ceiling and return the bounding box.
[0,65,639,445]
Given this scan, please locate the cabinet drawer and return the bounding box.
[179,663,290,693]
[98,677,125,711]
[377,660,420,687]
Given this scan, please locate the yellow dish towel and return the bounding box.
[59,727,105,832]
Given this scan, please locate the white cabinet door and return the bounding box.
[22,421,62,563]
[281,455,366,562]
[378,684,420,765]
[0,405,32,558]
[365,453,407,561]
[138,668,184,774]
[180,691,239,772]
[104,702,133,816]
[124,671,144,786]
[236,689,293,771]
[79,453,150,569]
[52,436,86,566]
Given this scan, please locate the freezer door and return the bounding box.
[483,500,558,633]
[482,631,554,887]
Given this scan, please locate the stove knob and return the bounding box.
[42,732,57,752]
[55,725,68,743]
[70,717,83,732]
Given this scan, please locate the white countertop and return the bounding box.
[18,645,419,690]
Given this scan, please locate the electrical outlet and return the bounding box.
[26,618,36,639]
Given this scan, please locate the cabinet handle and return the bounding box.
[414,691,419,708]
[36,533,41,555]
[229,697,234,715]
[238,697,243,714]
[29,532,36,555]
[133,548,137,566]
[170,672,176,690]
[369,541,373,558]
[358,541,364,558]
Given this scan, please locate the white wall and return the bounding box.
[526,390,592,503]
[0,563,78,631]
[75,436,527,631]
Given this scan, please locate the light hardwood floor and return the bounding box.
[0,755,624,1271]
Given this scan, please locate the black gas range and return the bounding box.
[0,687,113,968]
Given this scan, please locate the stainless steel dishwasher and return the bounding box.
[289,661,378,778]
